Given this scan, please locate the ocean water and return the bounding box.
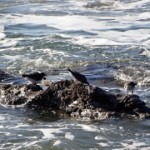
[0,0,150,149]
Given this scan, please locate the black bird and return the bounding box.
[67,68,89,85]
[124,81,137,95]
[22,72,46,84]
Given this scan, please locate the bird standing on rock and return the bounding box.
[67,68,89,85]
[22,72,46,84]
[124,81,137,95]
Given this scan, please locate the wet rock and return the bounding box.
[116,95,146,112]
[5,96,27,105]
[24,84,43,92]
[0,84,43,105]
[0,80,150,120]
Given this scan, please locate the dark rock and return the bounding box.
[0,80,150,120]
[24,84,43,91]
[7,96,27,105]
[1,84,12,90]
[26,86,59,109]
[116,95,146,112]
[0,83,43,106]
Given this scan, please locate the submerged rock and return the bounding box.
[0,69,14,81]
[0,79,150,120]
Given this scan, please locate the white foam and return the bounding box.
[143,40,150,46]
[121,140,146,149]
[0,33,5,40]
[21,141,39,149]
[95,136,106,141]
[33,128,63,140]
[140,49,150,57]
[79,124,99,132]
[109,0,150,10]
[0,26,5,40]
[138,12,150,20]
[44,48,70,58]
[18,134,23,137]
[0,125,4,128]
[97,142,108,147]
[73,36,121,46]
[0,115,5,121]
[7,14,96,31]
[114,72,132,82]
[15,123,30,128]
[119,126,124,130]
[139,148,150,150]
[0,39,17,48]
[1,54,22,61]
[0,10,149,49]
[2,132,11,136]
[53,140,64,147]
[65,132,74,140]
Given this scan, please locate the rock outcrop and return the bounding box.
[0,79,150,120]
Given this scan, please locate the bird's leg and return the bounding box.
[125,90,128,96]
[131,90,133,95]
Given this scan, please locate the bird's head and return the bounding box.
[129,82,137,87]
[41,72,46,77]
[43,76,46,80]
[67,68,71,72]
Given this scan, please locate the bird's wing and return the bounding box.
[74,72,88,83]
[26,72,43,80]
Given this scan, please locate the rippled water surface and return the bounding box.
[0,0,150,149]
